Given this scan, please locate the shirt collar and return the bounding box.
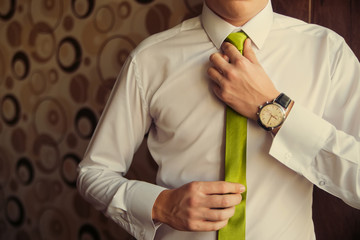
[201,0,273,50]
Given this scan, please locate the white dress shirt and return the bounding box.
[77,1,360,239]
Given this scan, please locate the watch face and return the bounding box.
[259,103,285,128]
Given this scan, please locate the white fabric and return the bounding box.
[77,1,360,239]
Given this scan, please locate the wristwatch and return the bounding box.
[257,93,292,131]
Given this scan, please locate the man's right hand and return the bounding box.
[152,181,245,231]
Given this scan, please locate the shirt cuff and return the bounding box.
[269,103,332,174]
[108,180,167,240]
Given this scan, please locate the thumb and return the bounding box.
[243,38,258,64]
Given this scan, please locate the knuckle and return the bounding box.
[211,220,228,231]
[234,58,243,66]
[215,210,226,220]
[217,85,229,100]
[207,67,213,76]
[223,43,232,52]
[187,181,200,192]
[221,197,230,207]
[209,53,216,62]
[239,194,243,202]
[220,80,229,89]
[228,206,236,216]
[207,68,219,80]
[234,57,246,66]
[226,68,237,80]
[186,219,199,231]
[222,71,234,83]
[218,182,228,193]
[187,196,199,207]
[218,91,228,102]
[211,84,221,97]
[186,208,196,219]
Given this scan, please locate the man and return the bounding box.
[77,0,360,239]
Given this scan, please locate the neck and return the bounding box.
[205,0,268,26]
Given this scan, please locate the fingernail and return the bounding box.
[240,185,246,192]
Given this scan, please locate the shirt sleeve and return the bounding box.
[77,55,167,240]
[269,39,360,209]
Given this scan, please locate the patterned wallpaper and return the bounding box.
[0,0,202,239]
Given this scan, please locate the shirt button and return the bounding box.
[319,180,326,186]
[284,152,292,160]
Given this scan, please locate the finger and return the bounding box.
[190,219,229,232]
[206,219,229,231]
[221,53,230,62]
[205,193,242,209]
[207,66,225,86]
[204,207,236,222]
[209,81,221,96]
[199,181,245,195]
[214,52,230,62]
[209,52,231,74]
[243,38,259,64]
[221,42,246,64]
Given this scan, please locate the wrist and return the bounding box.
[152,189,170,223]
[257,93,293,133]
[271,100,294,135]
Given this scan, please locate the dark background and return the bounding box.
[271,0,360,239]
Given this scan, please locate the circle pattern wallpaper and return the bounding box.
[0,0,202,239]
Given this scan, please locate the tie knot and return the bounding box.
[225,32,248,54]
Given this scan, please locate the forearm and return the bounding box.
[270,103,360,209]
[77,163,166,240]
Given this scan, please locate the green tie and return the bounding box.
[218,32,248,240]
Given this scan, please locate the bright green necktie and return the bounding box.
[218,32,248,240]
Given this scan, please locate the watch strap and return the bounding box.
[275,93,291,109]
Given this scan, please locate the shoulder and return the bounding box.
[273,13,345,44]
[130,16,202,57]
